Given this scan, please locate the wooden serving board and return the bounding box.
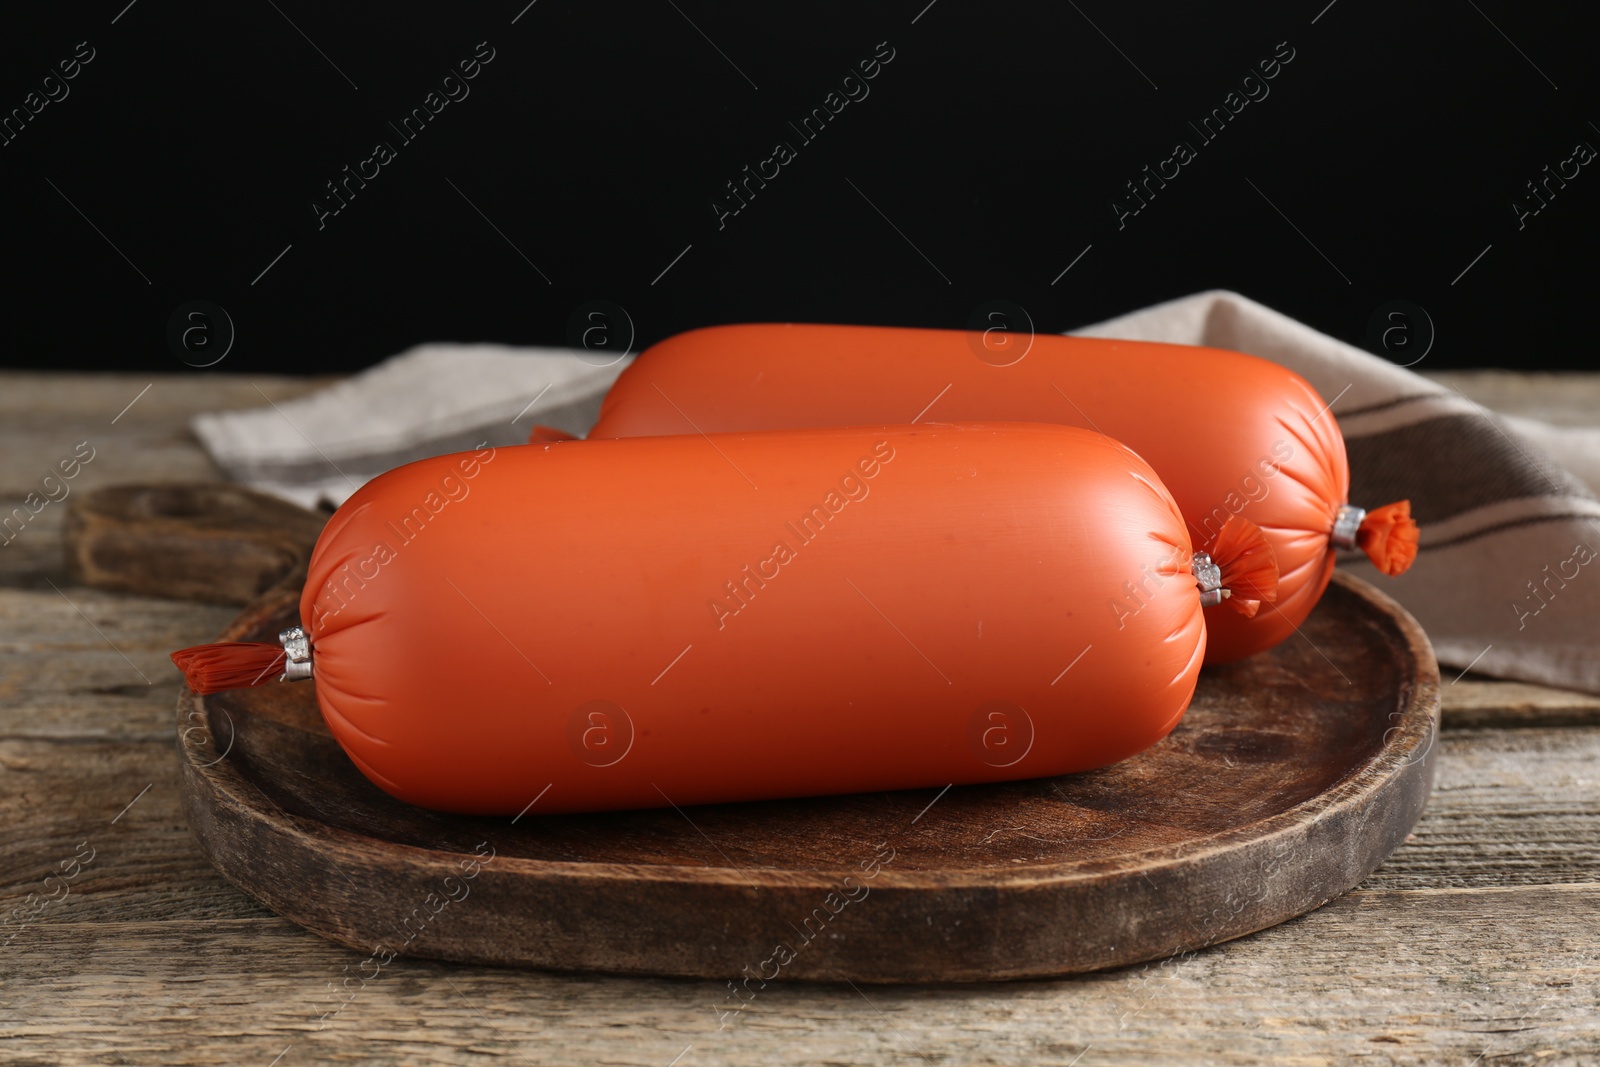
[84,485,1442,983]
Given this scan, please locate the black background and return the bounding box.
[3,1,1596,374]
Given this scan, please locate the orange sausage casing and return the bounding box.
[242,424,1239,816]
[588,323,1418,663]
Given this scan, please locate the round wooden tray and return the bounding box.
[177,569,1439,983]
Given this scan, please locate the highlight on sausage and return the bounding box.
[585,323,1418,663]
[171,423,1278,816]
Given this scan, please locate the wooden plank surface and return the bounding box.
[2,882,1596,1066]
[2,370,1598,1065]
[1423,368,1600,427]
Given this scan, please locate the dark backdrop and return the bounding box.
[3,1,1596,374]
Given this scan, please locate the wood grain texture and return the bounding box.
[63,485,327,605]
[2,886,1596,1066]
[0,373,319,592]
[172,571,1439,983]
[1441,679,1600,728]
[2,370,1598,1065]
[1422,368,1600,428]
[5,651,1593,924]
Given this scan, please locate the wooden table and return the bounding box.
[3,370,1597,1065]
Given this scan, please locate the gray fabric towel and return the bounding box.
[192,291,1600,694]
[1073,292,1600,695]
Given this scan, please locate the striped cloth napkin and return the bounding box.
[192,292,1600,694]
[1073,291,1600,695]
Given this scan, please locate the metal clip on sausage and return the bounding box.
[279,626,313,682]
[1330,505,1366,550]
[1191,553,1227,608]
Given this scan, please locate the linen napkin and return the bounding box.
[192,292,1600,694]
[1072,291,1600,695]
[192,343,628,512]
